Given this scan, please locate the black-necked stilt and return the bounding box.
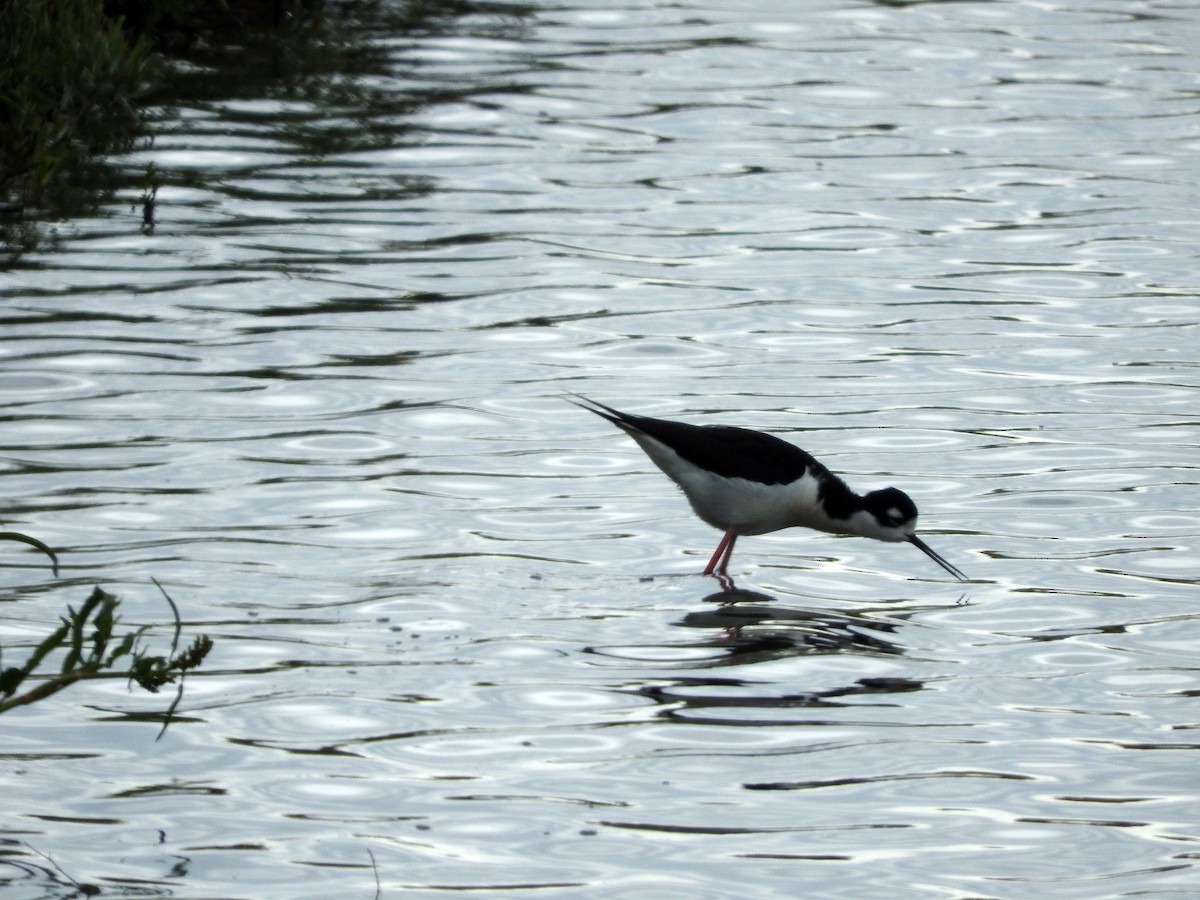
[570,395,967,581]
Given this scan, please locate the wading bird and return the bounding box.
[571,395,967,581]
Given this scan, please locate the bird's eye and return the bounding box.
[884,507,909,526]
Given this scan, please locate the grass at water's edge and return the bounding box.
[0,0,158,218]
[1,532,212,736]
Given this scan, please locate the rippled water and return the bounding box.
[4,0,1200,896]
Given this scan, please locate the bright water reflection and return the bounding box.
[3,0,1200,896]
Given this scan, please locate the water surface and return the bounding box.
[3,0,1199,897]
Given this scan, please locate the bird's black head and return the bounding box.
[862,487,918,533]
[863,486,968,581]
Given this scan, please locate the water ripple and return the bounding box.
[4,0,1200,897]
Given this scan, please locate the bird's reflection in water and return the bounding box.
[585,580,910,671]
[648,585,923,723]
[677,583,904,658]
[633,671,925,726]
[582,582,927,722]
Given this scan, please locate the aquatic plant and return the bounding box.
[0,0,158,215]
[0,531,212,736]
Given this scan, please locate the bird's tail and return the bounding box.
[564,393,627,426]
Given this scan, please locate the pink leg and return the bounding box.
[703,528,738,576]
[716,533,737,575]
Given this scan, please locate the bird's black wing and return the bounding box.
[570,396,867,523]
[643,420,817,485]
[570,395,818,485]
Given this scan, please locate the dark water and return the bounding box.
[3,0,1199,897]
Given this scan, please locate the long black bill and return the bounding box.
[908,535,968,582]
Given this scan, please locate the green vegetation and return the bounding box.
[1,531,212,735]
[0,0,159,216]
[0,530,59,576]
[0,0,527,255]
[0,0,367,253]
